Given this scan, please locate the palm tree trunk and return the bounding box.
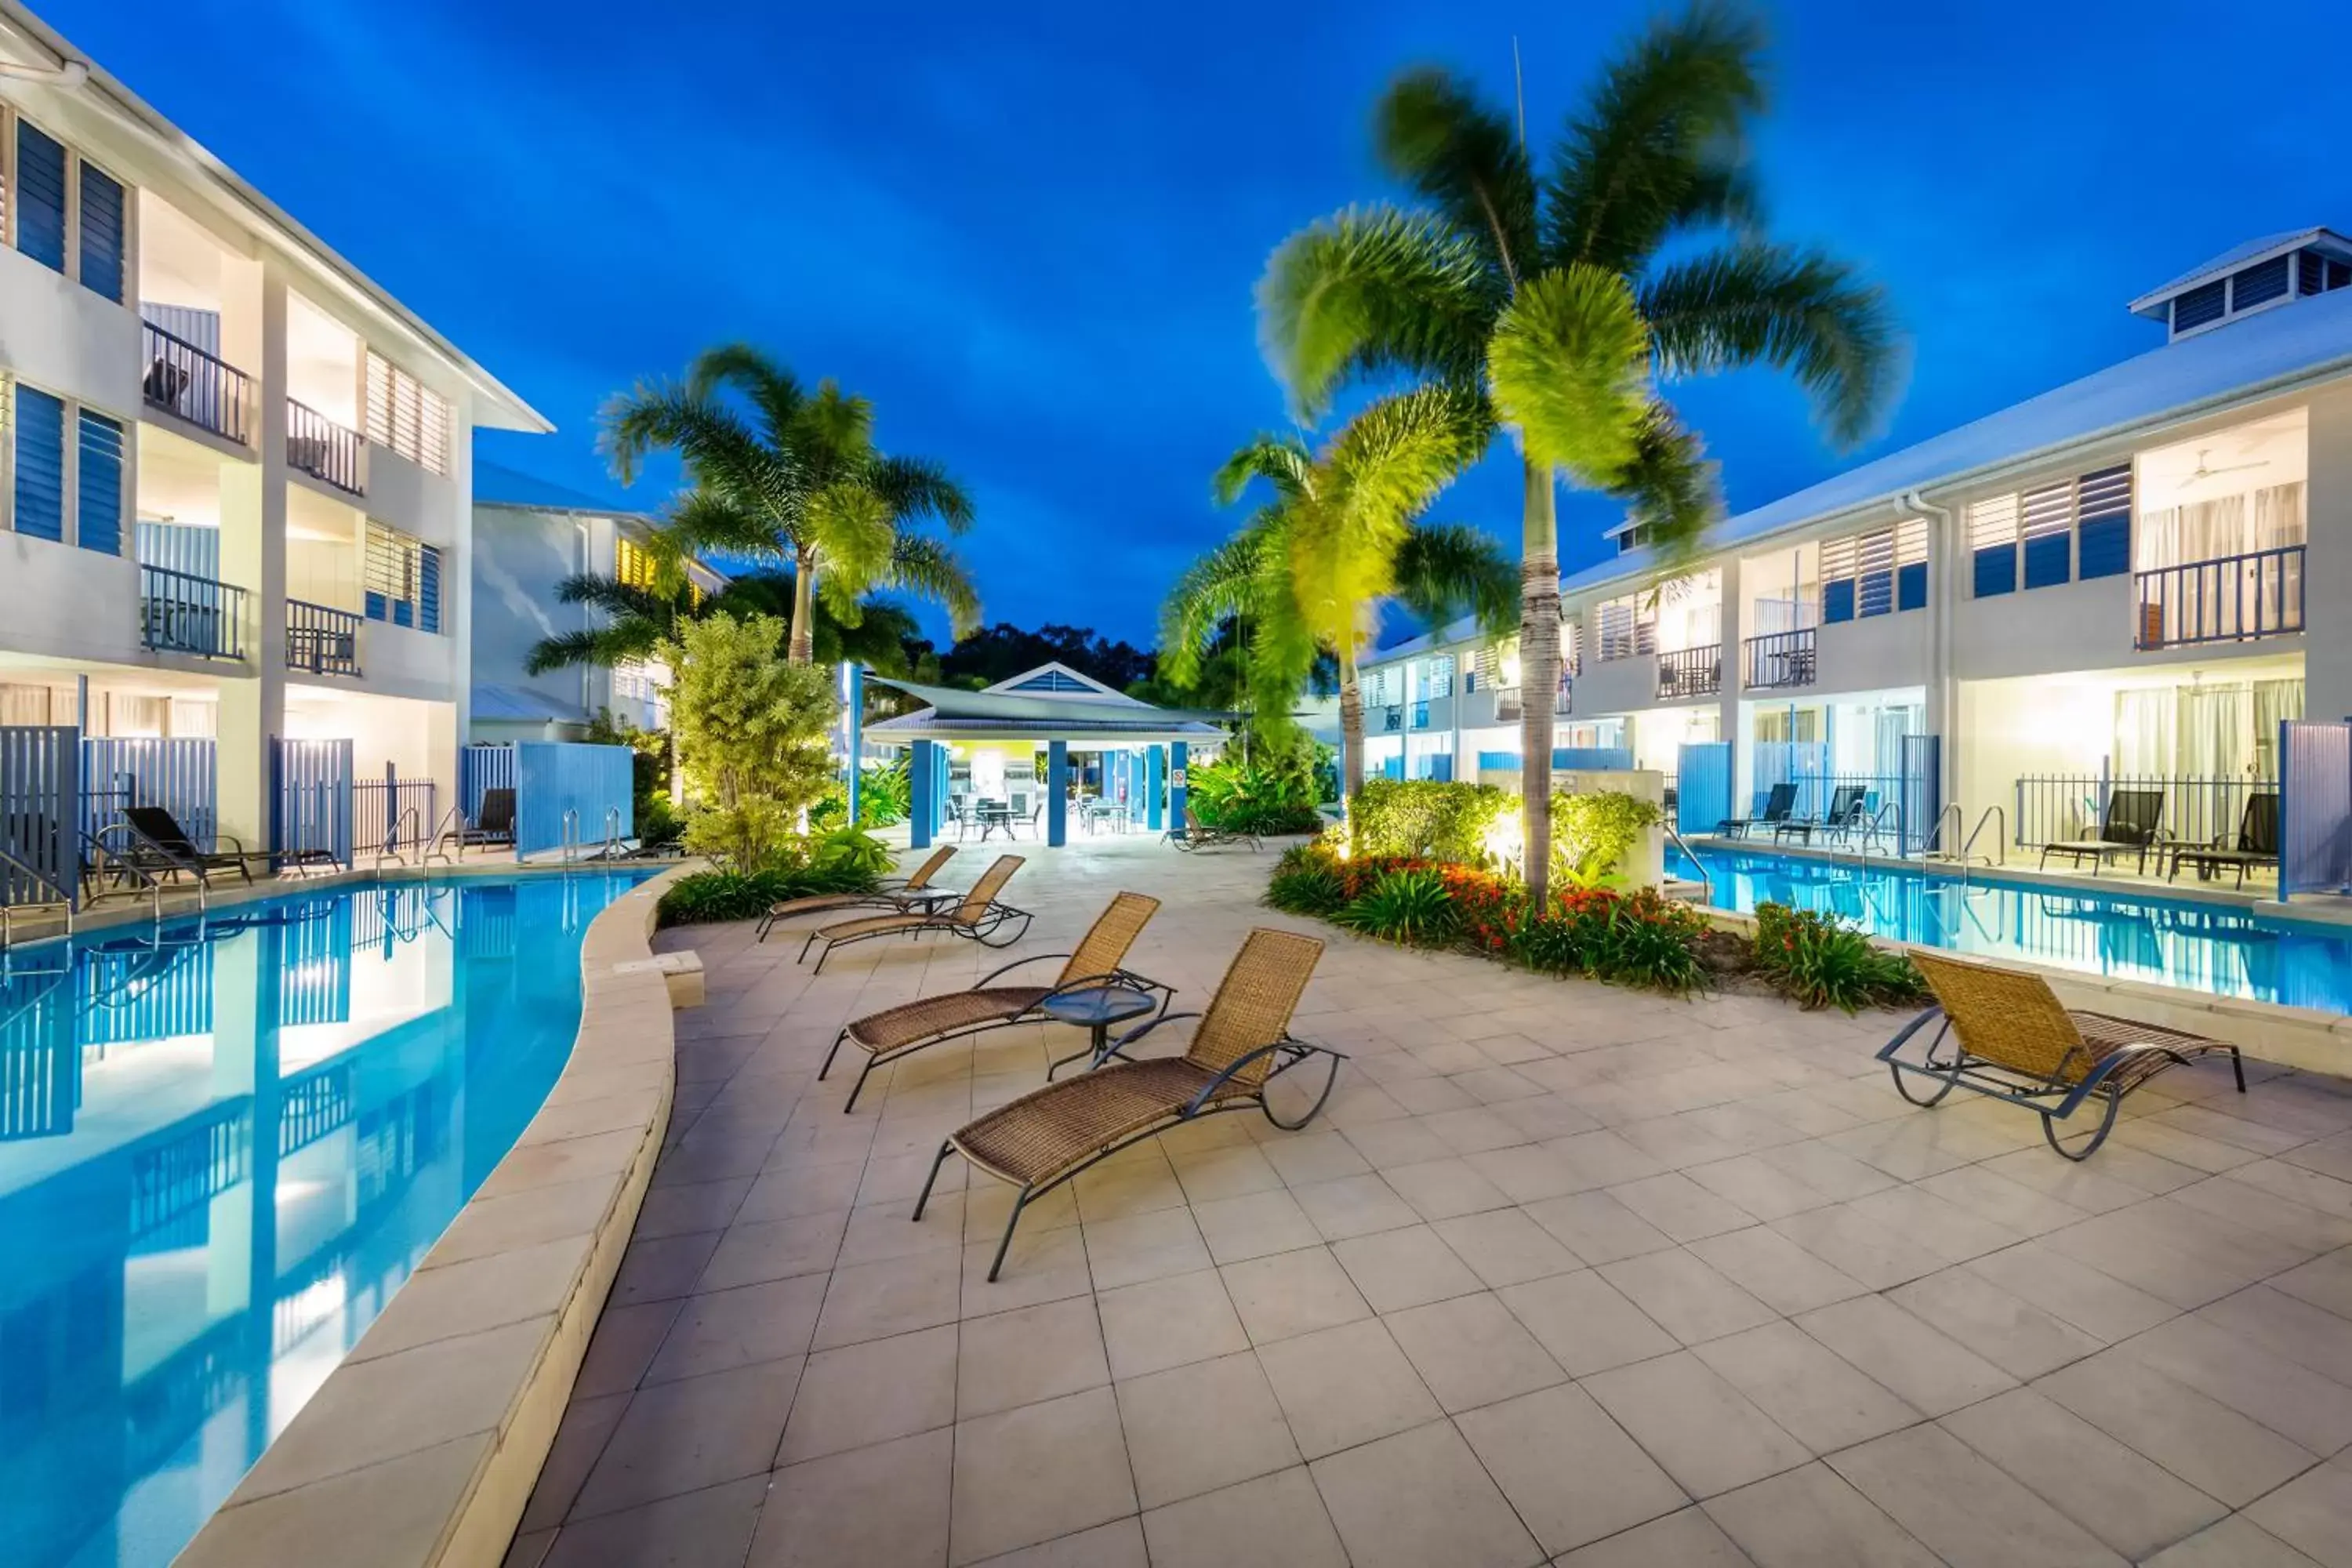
[788,550,817,664]
[1337,645,1365,829]
[1518,459,1560,904]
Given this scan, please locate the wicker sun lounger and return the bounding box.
[821,891,1171,1112]
[797,854,1029,974]
[1168,805,1261,854]
[754,844,960,941]
[1878,948,2244,1160]
[915,927,1342,1279]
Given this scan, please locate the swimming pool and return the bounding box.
[1668,847,2352,1014]
[0,870,652,1568]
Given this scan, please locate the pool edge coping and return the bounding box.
[172,862,697,1568]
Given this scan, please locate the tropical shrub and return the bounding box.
[808,826,894,879]
[681,798,800,870]
[657,861,879,927]
[1551,789,1660,889]
[1349,779,1513,865]
[808,758,913,832]
[1189,751,1325,836]
[1584,890,1711,995]
[666,614,838,814]
[1752,902,1928,1012]
[1266,844,1352,916]
[1337,866,1458,944]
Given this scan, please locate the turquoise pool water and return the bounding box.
[1669,848,2352,1014]
[0,871,652,1568]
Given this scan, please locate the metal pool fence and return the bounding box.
[2012,773,2273,852]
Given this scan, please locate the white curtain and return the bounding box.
[2137,480,2306,568]
[2113,689,2176,775]
[2252,481,2307,550]
[2176,685,2253,780]
[2253,678,2305,777]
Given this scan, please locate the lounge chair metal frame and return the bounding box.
[1167,805,1260,854]
[2038,786,2167,876]
[819,891,1173,1112]
[1777,783,1867,847]
[914,927,1343,1280]
[119,805,277,886]
[797,855,1031,974]
[1877,949,2243,1160]
[1718,781,1797,840]
[2165,791,2278,889]
[753,844,960,942]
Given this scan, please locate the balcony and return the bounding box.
[1410,699,1429,729]
[1656,644,1722,701]
[1744,628,1817,690]
[286,400,365,495]
[1381,705,1403,733]
[286,599,362,677]
[140,565,247,660]
[142,323,252,445]
[2135,546,2304,650]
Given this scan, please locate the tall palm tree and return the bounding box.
[525,564,930,681]
[600,344,982,662]
[1258,2,1900,900]
[1163,383,1515,805]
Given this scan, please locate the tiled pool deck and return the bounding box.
[508,837,2352,1567]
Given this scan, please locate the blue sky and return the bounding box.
[54,0,2352,644]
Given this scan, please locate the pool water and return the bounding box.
[1670,848,2352,1015]
[0,871,651,1568]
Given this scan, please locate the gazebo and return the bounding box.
[855,662,1228,848]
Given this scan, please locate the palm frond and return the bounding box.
[1541,0,1770,274]
[884,532,983,638]
[1639,240,1903,448]
[1486,263,1654,486]
[597,380,796,510]
[552,573,677,624]
[1613,403,1723,569]
[806,482,897,616]
[869,453,976,535]
[1390,521,1519,637]
[1374,67,1540,287]
[1212,433,1315,508]
[686,343,806,455]
[659,486,786,562]
[1159,521,1279,684]
[524,624,662,677]
[1258,206,1502,419]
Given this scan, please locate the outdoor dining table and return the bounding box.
[1079,798,1131,834]
[971,800,1017,840]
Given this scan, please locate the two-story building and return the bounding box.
[468,461,727,743]
[1363,228,2352,856]
[0,3,547,862]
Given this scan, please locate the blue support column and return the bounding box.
[842,663,864,824]
[909,739,937,849]
[1047,741,1069,847]
[1146,746,1165,832]
[1171,742,1189,834]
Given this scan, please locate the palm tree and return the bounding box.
[600,344,981,662]
[1258,1,1900,901]
[525,564,931,682]
[1163,383,1515,806]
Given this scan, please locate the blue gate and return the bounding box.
[514,742,633,857]
[1,725,81,908]
[1676,742,1732,836]
[1752,742,1831,820]
[2280,720,2352,898]
[459,742,517,826]
[272,739,354,868]
[1898,734,1942,856]
[1552,747,1635,771]
[82,736,217,852]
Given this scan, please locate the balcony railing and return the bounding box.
[1743,628,1817,690]
[1656,644,1722,701]
[1381,705,1403,733]
[1411,700,1429,729]
[2134,546,2304,649]
[140,565,247,660]
[142,324,252,445]
[286,400,365,495]
[1555,672,1573,715]
[286,600,362,677]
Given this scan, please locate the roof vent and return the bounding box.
[2129,228,2352,343]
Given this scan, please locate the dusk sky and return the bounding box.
[53,0,2352,646]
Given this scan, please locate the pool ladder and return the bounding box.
[1830,802,1902,868]
[1922,804,2007,886]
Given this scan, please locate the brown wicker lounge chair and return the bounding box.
[821,891,1171,1112]
[915,927,1342,1279]
[797,854,1029,974]
[1878,949,2244,1160]
[753,844,959,942]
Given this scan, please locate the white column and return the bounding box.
[2307,386,2352,724]
[1716,557,1744,800]
[216,269,289,846]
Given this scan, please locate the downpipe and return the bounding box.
[1903,488,1958,831]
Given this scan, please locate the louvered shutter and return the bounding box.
[419,545,442,633]
[77,161,125,303]
[1820,535,1857,622]
[15,120,67,273]
[2020,480,2074,590]
[2171,281,2226,333]
[75,409,124,555]
[1896,519,1929,611]
[13,385,65,542]
[364,352,452,475]
[2075,465,2132,580]
[2230,256,2290,311]
[1968,494,2018,597]
[1855,527,1896,617]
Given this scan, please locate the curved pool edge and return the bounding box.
[173,863,697,1568]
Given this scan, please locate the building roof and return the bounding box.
[2126,227,2352,317]
[863,672,1226,745]
[474,460,638,515]
[0,3,549,433]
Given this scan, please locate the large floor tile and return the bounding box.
[1497,1268,1677,1376]
[1692,1320,1921,1454]
[1115,1349,1298,1509]
[572,1357,802,1519]
[1939,1388,2229,1560]
[2036,1351,2321,1508]
[950,1385,1138,1565]
[1095,1268,1248,1381]
[1382,1290,1567,1413]
[1828,1424,2128,1568]
[1254,1317,1442,1459]
[752,1427,952,1568]
[1139,1467,1348,1568]
[1795,1293,2016,1416]
[542,1475,768,1568]
[1456,1381,1687,1556]
[1582,1350,1813,1499]
[777,1323,956,1465]
[1703,1462,1940,1568]
[1308,1419,1543,1568]
[1219,1246,1371,1345]
[1599,1247,1780,1347]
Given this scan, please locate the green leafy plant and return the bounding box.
[1752,902,1927,1012]
[656,862,880,927]
[680,798,800,870]
[1266,844,1353,916]
[1348,779,1513,865]
[809,757,913,832]
[666,613,839,814]
[1336,866,1458,944]
[1551,789,1661,889]
[809,826,893,879]
[1587,890,1709,994]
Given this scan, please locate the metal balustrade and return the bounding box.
[140,565,247,659]
[1743,628,1816,690]
[286,599,362,677]
[142,323,252,444]
[285,398,365,495]
[2134,546,2303,649]
[1655,644,1722,701]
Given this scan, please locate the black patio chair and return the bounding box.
[122,805,276,885]
[1774,783,1866,846]
[2039,787,2165,876]
[459,788,516,849]
[1718,782,1796,840]
[2167,792,2278,888]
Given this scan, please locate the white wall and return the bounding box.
[2307,384,2352,722]
[469,503,617,734]
[0,244,143,418]
[0,531,147,664]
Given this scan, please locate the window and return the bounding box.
[615,536,658,590]
[14,119,68,274]
[1822,519,1926,620]
[76,410,124,556]
[76,160,125,303]
[2020,480,2073,589]
[9,114,128,300]
[13,383,66,543]
[2075,465,2132,579]
[2170,281,2226,334]
[1414,655,1454,701]
[1592,593,1656,660]
[363,352,452,474]
[2230,256,2290,313]
[1969,466,2132,593]
[364,521,443,632]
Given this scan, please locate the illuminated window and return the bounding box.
[363,352,451,474]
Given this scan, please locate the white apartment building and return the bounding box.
[469,461,727,743]
[1364,227,2352,855]
[0,3,547,862]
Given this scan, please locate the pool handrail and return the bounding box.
[1961,807,2008,871]
[0,842,74,949]
[1664,821,1710,884]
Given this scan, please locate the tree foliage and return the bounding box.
[665,614,838,814]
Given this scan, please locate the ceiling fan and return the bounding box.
[2177,448,2270,492]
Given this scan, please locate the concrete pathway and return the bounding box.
[509,835,2352,1568]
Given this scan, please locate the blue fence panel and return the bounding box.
[1899,734,1943,856]
[2280,720,2352,898]
[272,739,354,868]
[1751,742,1831,818]
[1,725,81,909]
[1475,750,1516,774]
[1676,742,1733,835]
[82,736,217,853]
[1551,748,1635,771]
[515,742,634,856]
[459,743,517,826]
